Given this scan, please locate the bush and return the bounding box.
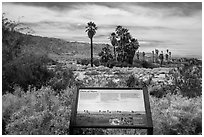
[149,85,177,98]
[106,60,118,68]
[2,53,53,94]
[132,60,158,68]
[126,75,142,88]
[77,58,100,66]
[105,80,118,88]
[170,64,202,98]
[78,58,90,66]
[48,65,76,92]
[93,58,100,67]
[150,94,202,135]
[141,61,157,69]
[2,86,75,135]
[98,44,113,64]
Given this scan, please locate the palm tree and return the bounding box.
[136,51,140,60]
[85,21,97,67]
[169,51,171,61]
[109,32,118,60]
[167,49,169,54]
[155,49,159,63]
[159,51,164,66]
[166,49,169,62]
[152,51,154,63]
[142,52,145,61]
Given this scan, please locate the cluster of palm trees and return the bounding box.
[110,26,140,64]
[152,49,172,65]
[85,21,172,67]
[135,49,172,66]
[86,22,140,66]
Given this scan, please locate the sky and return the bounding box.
[2,2,202,58]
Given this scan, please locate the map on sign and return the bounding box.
[76,89,147,126]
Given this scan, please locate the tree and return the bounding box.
[166,49,169,62]
[155,49,159,63]
[115,26,140,64]
[167,49,169,54]
[152,51,154,63]
[98,44,113,64]
[159,51,164,66]
[109,32,118,60]
[85,21,97,67]
[165,53,169,62]
[169,51,172,61]
[136,51,140,60]
[142,52,145,61]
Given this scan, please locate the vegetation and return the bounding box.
[151,94,202,135]
[85,21,97,67]
[173,63,202,98]
[2,15,54,94]
[98,26,140,67]
[76,58,100,67]
[2,53,53,94]
[159,51,164,66]
[2,16,202,135]
[2,87,75,135]
[109,32,118,60]
[98,44,113,64]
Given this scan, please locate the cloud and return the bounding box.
[2,2,202,58]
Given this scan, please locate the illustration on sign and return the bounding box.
[76,89,147,126]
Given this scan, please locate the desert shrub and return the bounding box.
[76,58,90,66]
[141,61,157,69]
[2,53,53,94]
[172,64,202,98]
[132,60,143,68]
[149,85,177,98]
[93,58,100,66]
[118,62,132,68]
[98,44,113,64]
[3,86,75,135]
[48,65,76,92]
[77,58,100,66]
[126,75,141,88]
[81,58,90,66]
[132,60,158,68]
[105,80,118,88]
[150,94,202,135]
[106,59,118,68]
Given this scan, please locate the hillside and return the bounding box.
[17,33,108,61]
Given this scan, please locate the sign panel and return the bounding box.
[70,87,153,135]
[76,89,146,126]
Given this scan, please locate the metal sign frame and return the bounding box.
[69,87,153,135]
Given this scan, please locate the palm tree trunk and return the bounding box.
[114,46,116,61]
[153,53,154,63]
[91,38,93,67]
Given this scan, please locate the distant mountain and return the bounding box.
[7,32,201,62]
[16,33,108,61]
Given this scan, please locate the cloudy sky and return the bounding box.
[2,2,202,58]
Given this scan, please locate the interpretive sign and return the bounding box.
[70,87,153,135]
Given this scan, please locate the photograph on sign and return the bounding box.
[76,89,147,126]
